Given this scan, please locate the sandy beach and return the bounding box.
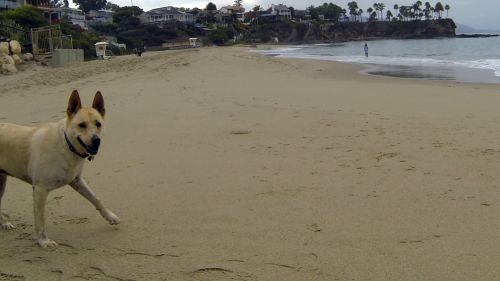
[1,46,500,280]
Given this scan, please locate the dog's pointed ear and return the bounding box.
[67,90,82,118]
[92,91,105,117]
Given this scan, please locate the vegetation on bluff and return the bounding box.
[0,1,455,58]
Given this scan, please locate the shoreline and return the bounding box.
[252,41,500,85]
[1,46,500,280]
[361,62,500,84]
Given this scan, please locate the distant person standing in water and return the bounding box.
[364,43,369,57]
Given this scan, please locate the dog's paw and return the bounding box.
[103,210,120,225]
[0,222,15,231]
[37,238,58,248]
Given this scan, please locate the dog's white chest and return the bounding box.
[29,156,82,189]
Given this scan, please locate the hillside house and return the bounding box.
[270,4,291,19]
[219,5,245,22]
[140,6,196,25]
[87,9,114,24]
[1,0,50,10]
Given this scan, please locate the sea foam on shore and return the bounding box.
[253,37,500,83]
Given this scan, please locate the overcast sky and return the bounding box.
[106,0,500,30]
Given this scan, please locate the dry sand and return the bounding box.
[1,46,500,280]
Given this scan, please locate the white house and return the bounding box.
[270,4,291,19]
[54,7,86,29]
[87,9,114,24]
[219,5,245,21]
[140,6,196,24]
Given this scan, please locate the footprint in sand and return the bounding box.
[75,267,127,281]
[376,152,399,162]
[0,272,25,281]
[190,268,256,281]
[66,217,89,224]
[230,130,251,135]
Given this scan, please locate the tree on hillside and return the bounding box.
[314,3,344,21]
[423,2,432,19]
[347,1,359,21]
[413,1,422,20]
[445,4,450,18]
[434,2,444,19]
[206,2,217,13]
[105,1,120,11]
[373,3,385,20]
[400,5,412,21]
[357,9,363,21]
[73,0,107,13]
[0,5,48,27]
[112,6,143,27]
[386,10,393,21]
[366,7,373,21]
[307,5,319,20]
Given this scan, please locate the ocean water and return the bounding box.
[253,37,500,84]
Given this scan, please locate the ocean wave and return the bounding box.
[461,59,500,77]
[254,44,500,77]
[254,48,500,77]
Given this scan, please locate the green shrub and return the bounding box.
[0,5,48,28]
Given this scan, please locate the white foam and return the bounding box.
[252,44,500,78]
[462,59,500,77]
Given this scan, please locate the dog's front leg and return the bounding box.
[33,186,57,248]
[0,174,15,230]
[69,177,120,225]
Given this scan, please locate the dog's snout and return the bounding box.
[86,135,101,154]
[91,135,101,147]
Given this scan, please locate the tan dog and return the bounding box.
[0,90,119,248]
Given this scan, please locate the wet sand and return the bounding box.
[1,46,500,280]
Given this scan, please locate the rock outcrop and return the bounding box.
[246,19,457,44]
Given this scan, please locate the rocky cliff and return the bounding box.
[245,19,456,43]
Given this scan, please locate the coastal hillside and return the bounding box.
[246,19,456,43]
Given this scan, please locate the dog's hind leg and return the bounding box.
[70,177,120,225]
[33,186,57,248]
[0,174,15,230]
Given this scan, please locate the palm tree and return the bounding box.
[445,4,450,18]
[358,9,364,22]
[434,2,444,19]
[348,1,359,21]
[379,3,385,20]
[373,3,385,21]
[423,2,431,19]
[414,1,423,20]
[386,10,393,21]
[367,7,373,21]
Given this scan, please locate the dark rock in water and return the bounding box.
[456,34,499,38]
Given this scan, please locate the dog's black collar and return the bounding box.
[64,131,93,161]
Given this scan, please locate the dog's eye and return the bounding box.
[96,121,101,128]
[78,122,87,129]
